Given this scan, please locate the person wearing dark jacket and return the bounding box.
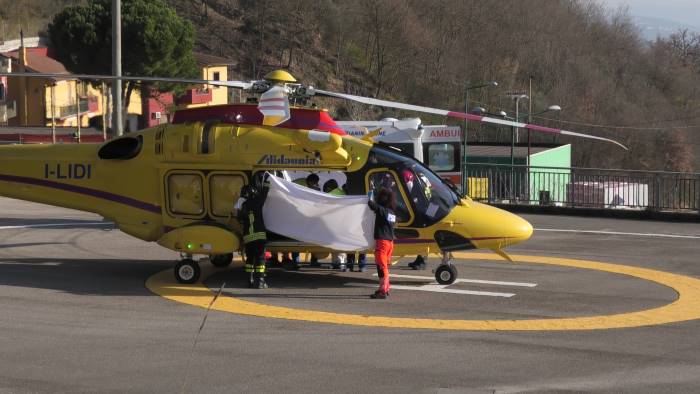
[237,183,269,289]
[368,187,397,299]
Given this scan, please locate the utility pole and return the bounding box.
[51,84,56,144]
[527,76,533,165]
[101,82,107,140]
[18,30,27,126]
[463,81,470,196]
[112,0,123,136]
[75,82,81,142]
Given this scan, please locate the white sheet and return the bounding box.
[263,175,375,251]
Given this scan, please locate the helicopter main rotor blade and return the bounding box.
[0,72,253,89]
[315,88,628,150]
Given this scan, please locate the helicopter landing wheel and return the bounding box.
[210,253,234,267]
[174,258,201,284]
[435,264,458,285]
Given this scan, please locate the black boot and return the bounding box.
[254,273,268,289]
[408,255,426,270]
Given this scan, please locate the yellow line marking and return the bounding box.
[145,253,700,331]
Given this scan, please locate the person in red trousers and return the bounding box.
[368,187,396,299]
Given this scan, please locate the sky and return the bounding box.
[601,0,700,28]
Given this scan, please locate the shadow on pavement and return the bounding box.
[0,257,172,296]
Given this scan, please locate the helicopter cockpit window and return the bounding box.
[367,171,411,224]
[369,146,459,222]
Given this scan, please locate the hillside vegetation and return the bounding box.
[5,0,700,171]
[168,0,700,171]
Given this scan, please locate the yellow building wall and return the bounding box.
[44,81,92,127]
[7,76,46,126]
[44,82,142,127]
[127,88,143,115]
[184,65,228,109]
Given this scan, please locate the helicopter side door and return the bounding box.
[365,169,414,226]
[207,171,247,226]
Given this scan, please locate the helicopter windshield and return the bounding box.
[365,145,459,224]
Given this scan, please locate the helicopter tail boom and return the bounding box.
[0,143,163,241]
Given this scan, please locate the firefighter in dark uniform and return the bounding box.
[238,183,269,289]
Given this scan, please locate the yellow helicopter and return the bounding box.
[0,69,626,285]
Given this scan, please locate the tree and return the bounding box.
[47,0,199,128]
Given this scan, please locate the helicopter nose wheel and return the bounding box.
[174,258,201,284]
[434,252,458,285]
[210,253,234,267]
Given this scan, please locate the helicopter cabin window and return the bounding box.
[425,143,457,172]
[167,173,204,216]
[286,170,347,194]
[198,122,216,154]
[367,171,411,224]
[209,174,245,217]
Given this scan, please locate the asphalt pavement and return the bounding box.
[1,197,700,393]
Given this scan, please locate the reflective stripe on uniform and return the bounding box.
[243,232,267,243]
[254,265,266,273]
[245,264,254,273]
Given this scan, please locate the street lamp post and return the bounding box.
[503,102,561,203]
[463,80,497,196]
[526,104,561,162]
[506,93,528,202]
[509,94,528,143]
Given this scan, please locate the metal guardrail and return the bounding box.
[465,164,700,212]
[56,99,89,119]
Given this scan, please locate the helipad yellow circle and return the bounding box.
[145,253,700,330]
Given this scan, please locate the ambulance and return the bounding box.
[335,118,462,186]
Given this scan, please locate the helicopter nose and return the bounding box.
[502,211,533,247]
[448,201,533,250]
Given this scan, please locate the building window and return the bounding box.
[212,71,220,81]
[0,83,4,101]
